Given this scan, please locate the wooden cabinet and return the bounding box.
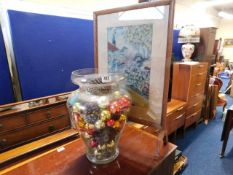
[197,27,217,64]
[172,62,208,129]
[166,99,186,135]
[0,102,71,152]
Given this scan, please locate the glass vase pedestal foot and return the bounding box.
[86,148,119,164]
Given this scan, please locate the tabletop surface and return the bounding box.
[1,125,177,175]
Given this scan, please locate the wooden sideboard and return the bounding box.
[172,62,208,129]
[0,125,177,175]
[0,101,71,152]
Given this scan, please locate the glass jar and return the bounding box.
[67,68,131,164]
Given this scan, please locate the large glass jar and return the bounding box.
[67,68,131,164]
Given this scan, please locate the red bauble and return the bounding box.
[109,102,121,114]
[107,119,115,127]
[90,140,97,147]
[87,129,95,135]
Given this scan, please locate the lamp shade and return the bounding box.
[178,24,200,43]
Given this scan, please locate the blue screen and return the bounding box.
[0,27,15,105]
[8,10,94,100]
[173,30,183,61]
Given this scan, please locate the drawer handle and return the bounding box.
[167,112,174,116]
[198,65,204,68]
[0,139,7,147]
[193,103,199,107]
[197,73,204,76]
[195,83,202,86]
[193,94,200,97]
[192,111,199,117]
[46,112,52,118]
[177,107,184,111]
[48,125,55,132]
[175,114,184,120]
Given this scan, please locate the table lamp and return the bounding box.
[178,24,200,62]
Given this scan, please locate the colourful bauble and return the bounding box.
[118,96,131,110]
[113,91,121,98]
[107,140,115,148]
[94,149,102,159]
[109,101,121,114]
[119,114,126,121]
[87,128,95,135]
[97,96,110,109]
[78,120,85,128]
[95,120,105,129]
[84,113,99,124]
[90,140,98,148]
[88,124,95,129]
[113,121,120,128]
[100,110,111,121]
[85,102,100,114]
[98,144,106,151]
[107,119,115,127]
[83,132,92,139]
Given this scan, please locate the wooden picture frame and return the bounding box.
[94,0,175,131]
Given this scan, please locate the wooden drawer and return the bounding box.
[167,112,185,135]
[186,101,203,116]
[27,104,68,124]
[0,115,70,151]
[0,113,27,133]
[167,105,185,119]
[189,82,205,98]
[190,72,207,85]
[187,94,204,106]
[191,63,208,74]
[166,105,186,135]
[185,110,201,128]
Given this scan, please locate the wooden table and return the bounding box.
[0,125,177,175]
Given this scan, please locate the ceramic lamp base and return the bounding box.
[181,43,195,62]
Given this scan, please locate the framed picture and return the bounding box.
[94,0,175,129]
[224,38,233,47]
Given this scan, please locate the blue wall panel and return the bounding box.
[172,30,183,61]
[0,28,15,105]
[8,10,94,100]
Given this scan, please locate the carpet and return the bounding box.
[176,95,233,175]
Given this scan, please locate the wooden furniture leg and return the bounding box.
[220,109,233,158]
[182,127,186,138]
[220,133,230,158]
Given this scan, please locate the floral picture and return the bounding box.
[107,24,153,99]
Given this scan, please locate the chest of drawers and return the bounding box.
[0,101,71,152]
[172,62,208,129]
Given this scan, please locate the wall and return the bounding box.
[1,0,221,28]
[8,0,139,15]
[216,19,233,62]
[174,0,221,29]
